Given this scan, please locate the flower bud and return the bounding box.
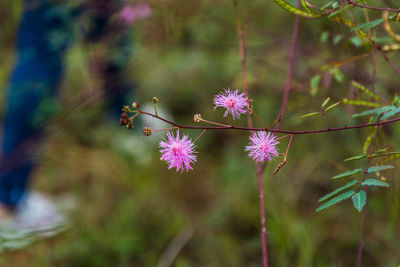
[142,126,153,136]
[193,114,202,123]
[152,97,159,103]
[122,105,130,112]
[132,101,140,109]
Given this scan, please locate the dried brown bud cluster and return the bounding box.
[119,112,133,129]
[193,114,202,123]
[142,126,153,136]
[152,97,159,103]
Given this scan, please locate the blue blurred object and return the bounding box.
[0,0,134,208]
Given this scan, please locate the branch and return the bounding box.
[138,110,400,135]
[346,0,400,12]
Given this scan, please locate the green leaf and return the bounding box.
[318,179,358,202]
[344,154,367,162]
[361,178,389,187]
[352,106,393,118]
[321,97,331,108]
[333,34,344,45]
[350,36,363,47]
[332,168,362,179]
[310,75,321,89]
[343,99,380,107]
[320,31,329,43]
[328,4,350,18]
[351,18,383,32]
[351,81,379,100]
[367,165,394,173]
[345,152,400,162]
[325,101,341,112]
[273,0,321,18]
[381,107,400,120]
[316,190,355,212]
[363,127,377,154]
[321,1,335,10]
[352,190,366,212]
[300,112,321,119]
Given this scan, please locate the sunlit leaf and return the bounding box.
[300,112,320,119]
[367,165,394,173]
[351,81,379,100]
[352,106,393,118]
[351,18,383,32]
[332,168,362,179]
[363,126,377,154]
[316,190,355,212]
[325,101,341,112]
[352,190,366,212]
[321,97,331,108]
[361,178,389,187]
[343,99,380,107]
[344,154,366,162]
[381,107,400,120]
[273,0,321,18]
[318,179,358,202]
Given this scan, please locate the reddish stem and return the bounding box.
[276,6,300,129]
[138,110,400,135]
[346,0,400,12]
[256,165,268,267]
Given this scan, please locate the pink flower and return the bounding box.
[213,88,248,119]
[119,3,151,25]
[245,131,279,163]
[160,131,197,172]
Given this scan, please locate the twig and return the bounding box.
[138,110,400,135]
[346,0,400,12]
[276,2,301,129]
[356,126,380,267]
[156,225,196,267]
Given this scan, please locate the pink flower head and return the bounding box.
[119,3,151,25]
[245,131,279,163]
[213,88,248,120]
[160,131,197,172]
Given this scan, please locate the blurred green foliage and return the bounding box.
[0,0,399,266]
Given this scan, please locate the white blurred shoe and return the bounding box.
[0,192,69,251]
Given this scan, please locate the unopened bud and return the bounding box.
[142,126,153,136]
[121,112,128,119]
[193,114,202,123]
[152,96,159,103]
[122,105,130,112]
[126,118,133,129]
[132,101,140,109]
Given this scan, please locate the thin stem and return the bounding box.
[276,134,291,141]
[193,129,207,143]
[356,126,380,267]
[199,118,231,127]
[346,0,400,12]
[234,1,267,266]
[152,127,179,133]
[256,165,268,267]
[138,110,400,135]
[276,1,300,130]
[284,135,293,157]
[273,135,293,175]
[252,109,266,128]
[154,103,158,117]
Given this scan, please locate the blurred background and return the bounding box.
[0,0,399,266]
